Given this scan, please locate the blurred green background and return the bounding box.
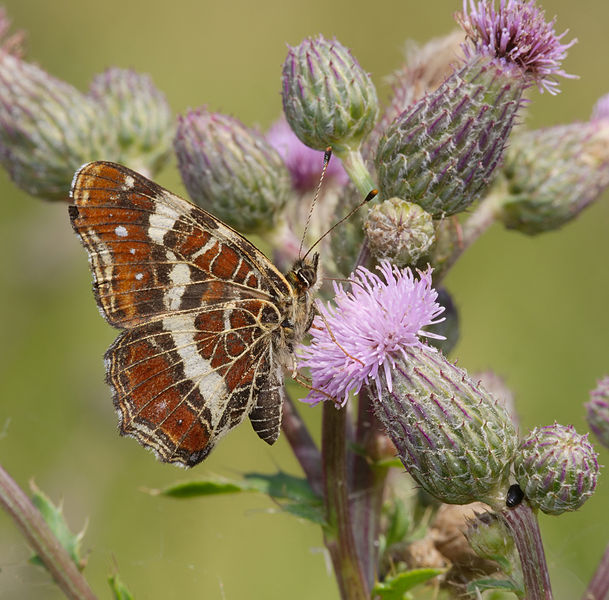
[1,0,608,598]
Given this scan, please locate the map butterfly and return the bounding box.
[69,161,320,467]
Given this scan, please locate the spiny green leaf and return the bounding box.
[108,572,135,600]
[29,482,86,571]
[373,567,445,599]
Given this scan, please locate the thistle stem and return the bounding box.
[281,395,323,496]
[350,386,389,589]
[322,401,369,600]
[501,501,553,600]
[582,542,609,600]
[0,462,97,600]
[335,148,376,198]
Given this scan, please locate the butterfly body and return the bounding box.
[70,161,319,467]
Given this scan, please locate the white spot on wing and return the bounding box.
[135,272,144,281]
[130,248,136,255]
[123,175,135,190]
[115,225,128,237]
[168,263,190,310]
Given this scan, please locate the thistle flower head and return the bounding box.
[586,376,609,450]
[266,116,348,192]
[281,35,379,153]
[174,108,291,234]
[591,93,609,122]
[514,423,599,515]
[298,261,445,406]
[457,0,576,94]
[87,67,173,176]
[0,7,25,57]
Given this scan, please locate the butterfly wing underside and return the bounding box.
[69,161,292,466]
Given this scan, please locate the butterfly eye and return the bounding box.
[506,483,524,508]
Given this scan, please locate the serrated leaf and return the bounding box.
[467,577,523,596]
[29,482,86,571]
[109,573,135,600]
[241,472,319,503]
[373,568,445,599]
[158,472,325,524]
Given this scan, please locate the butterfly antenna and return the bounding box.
[302,187,378,261]
[299,147,333,259]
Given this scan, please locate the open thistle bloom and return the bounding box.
[298,261,445,406]
[375,0,575,218]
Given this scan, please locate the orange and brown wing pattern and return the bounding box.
[69,161,291,466]
[69,161,291,328]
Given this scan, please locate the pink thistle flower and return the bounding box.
[266,116,348,192]
[591,93,609,121]
[298,261,445,406]
[457,0,576,94]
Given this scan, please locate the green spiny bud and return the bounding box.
[88,67,173,177]
[496,121,609,234]
[586,377,609,450]
[364,197,435,267]
[374,345,518,507]
[174,108,291,234]
[375,57,522,218]
[465,511,516,574]
[0,54,117,201]
[281,35,378,154]
[514,424,599,516]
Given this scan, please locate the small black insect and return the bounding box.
[506,483,524,508]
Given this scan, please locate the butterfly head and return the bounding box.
[287,252,320,295]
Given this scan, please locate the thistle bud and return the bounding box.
[375,0,574,218]
[364,197,435,267]
[465,511,516,572]
[88,68,173,177]
[586,377,609,450]
[0,55,117,201]
[281,35,378,154]
[497,120,609,234]
[174,108,291,234]
[514,424,599,515]
[374,344,517,507]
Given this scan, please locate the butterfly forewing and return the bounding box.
[70,161,302,466]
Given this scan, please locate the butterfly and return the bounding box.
[69,161,320,467]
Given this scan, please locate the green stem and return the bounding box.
[501,501,553,600]
[322,401,369,600]
[335,148,377,198]
[0,463,97,600]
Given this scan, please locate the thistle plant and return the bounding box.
[1,2,609,600]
